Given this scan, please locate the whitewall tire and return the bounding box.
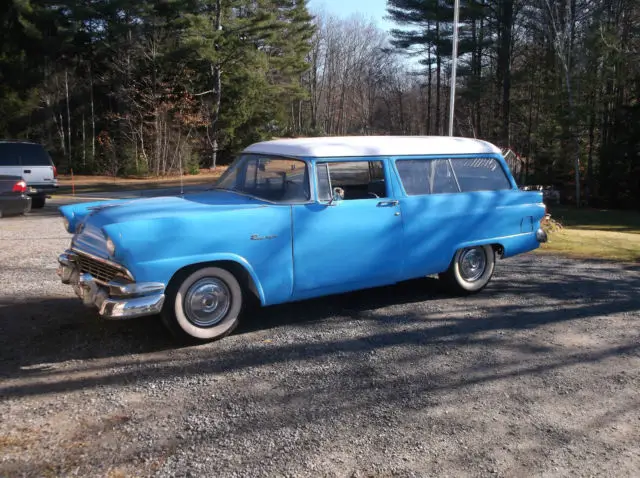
[161,266,243,342]
[439,245,495,295]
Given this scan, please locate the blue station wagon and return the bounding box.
[57,136,547,342]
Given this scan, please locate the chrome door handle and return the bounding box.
[377,200,399,207]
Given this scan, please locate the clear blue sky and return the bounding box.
[308,0,395,32]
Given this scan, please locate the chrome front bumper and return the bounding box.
[57,250,165,320]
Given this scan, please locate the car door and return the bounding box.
[393,155,515,279]
[291,158,404,298]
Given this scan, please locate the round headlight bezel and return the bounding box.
[106,237,116,256]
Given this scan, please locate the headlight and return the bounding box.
[106,237,116,256]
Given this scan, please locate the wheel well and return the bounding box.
[491,243,505,258]
[167,260,261,303]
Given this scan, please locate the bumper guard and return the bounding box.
[57,250,165,320]
[535,227,548,243]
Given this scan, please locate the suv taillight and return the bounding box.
[13,180,27,193]
[52,164,58,178]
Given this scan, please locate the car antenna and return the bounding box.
[179,152,184,196]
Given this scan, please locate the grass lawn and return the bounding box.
[535,205,640,262]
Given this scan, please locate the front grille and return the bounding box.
[75,253,126,284]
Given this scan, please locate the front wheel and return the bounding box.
[161,266,243,343]
[439,245,495,295]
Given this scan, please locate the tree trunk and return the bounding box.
[210,0,223,169]
[435,17,441,135]
[564,67,581,207]
[586,89,596,205]
[65,70,72,169]
[499,0,513,147]
[90,67,95,164]
[477,16,484,137]
[427,20,433,135]
[82,114,86,168]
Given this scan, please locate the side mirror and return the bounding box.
[328,187,344,206]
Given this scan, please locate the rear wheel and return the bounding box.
[439,245,495,295]
[161,266,243,343]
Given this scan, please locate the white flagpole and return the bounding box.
[448,0,460,136]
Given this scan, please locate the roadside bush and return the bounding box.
[541,214,563,235]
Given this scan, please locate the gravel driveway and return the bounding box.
[1,206,639,477]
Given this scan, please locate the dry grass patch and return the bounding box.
[535,206,640,262]
[536,228,640,262]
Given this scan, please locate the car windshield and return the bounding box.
[214,154,310,202]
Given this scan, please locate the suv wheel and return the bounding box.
[31,195,46,209]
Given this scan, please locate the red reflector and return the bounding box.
[12,180,27,193]
[53,164,58,178]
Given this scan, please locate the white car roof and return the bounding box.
[242,135,502,158]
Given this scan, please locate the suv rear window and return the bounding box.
[0,143,52,166]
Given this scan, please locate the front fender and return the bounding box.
[105,206,294,307]
[135,252,267,305]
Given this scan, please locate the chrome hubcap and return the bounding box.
[184,278,231,327]
[458,247,487,282]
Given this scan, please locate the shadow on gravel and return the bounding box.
[236,276,447,335]
[0,298,178,373]
[0,277,446,378]
[0,258,639,399]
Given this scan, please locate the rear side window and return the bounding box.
[0,143,52,166]
[396,157,511,196]
[450,157,511,192]
[396,159,458,195]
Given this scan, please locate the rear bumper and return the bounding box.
[57,250,165,319]
[0,195,31,216]
[28,183,58,196]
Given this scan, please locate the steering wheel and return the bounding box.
[368,192,380,198]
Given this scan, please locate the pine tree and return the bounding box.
[180,0,314,167]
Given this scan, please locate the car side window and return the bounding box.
[397,156,512,195]
[0,145,22,166]
[0,143,52,166]
[395,160,430,195]
[396,159,459,195]
[430,159,459,194]
[316,160,387,200]
[450,157,511,192]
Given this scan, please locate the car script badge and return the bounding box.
[250,234,277,241]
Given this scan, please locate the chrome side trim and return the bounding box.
[70,247,135,281]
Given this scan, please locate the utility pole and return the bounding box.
[448,0,460,136]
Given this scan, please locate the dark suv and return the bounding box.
[0,141,58,208]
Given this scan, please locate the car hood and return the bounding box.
[60,190,270,231]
